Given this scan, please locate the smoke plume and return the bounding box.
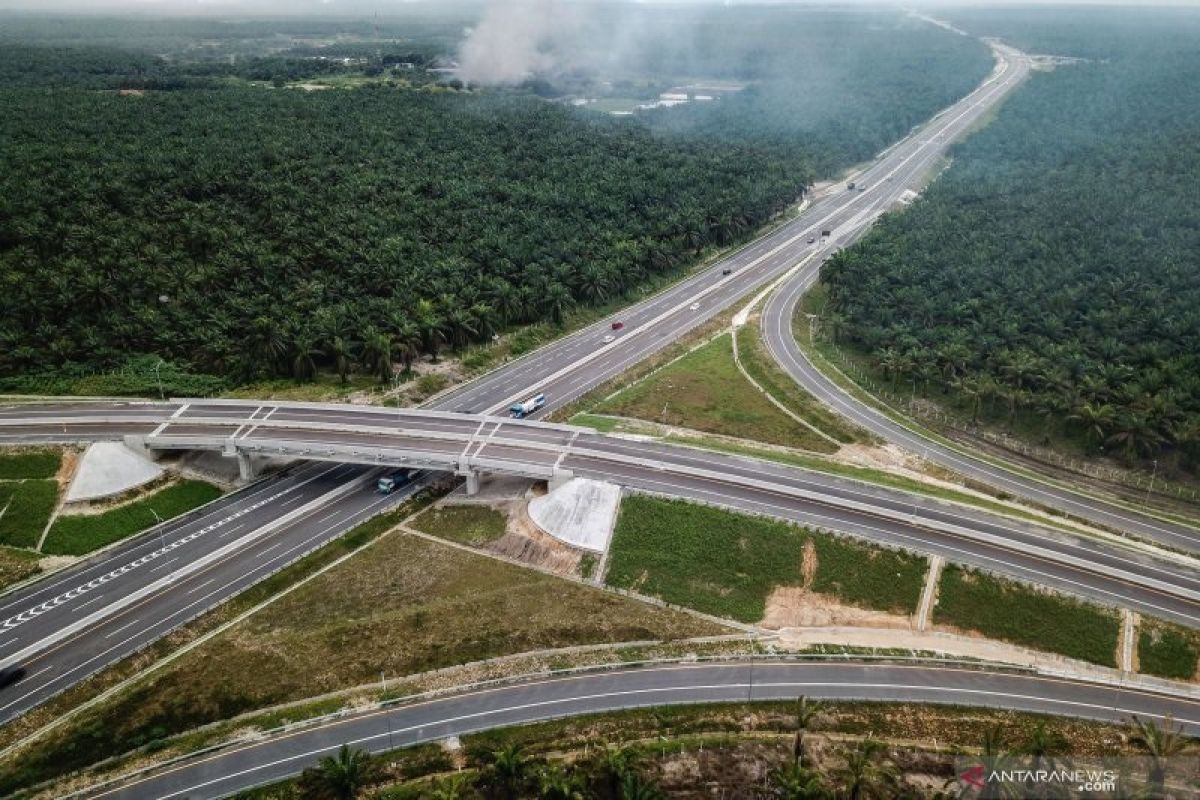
[457,0,589,86]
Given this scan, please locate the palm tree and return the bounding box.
[429,774,470,800]
[1022,721,1066,799]
[1069,401,1116,449]
[952,375,985,423]
[834,739,897,800]
[481,741,533,800]
[297,744,377,800]
[768,761,832,799]
[1106,412,1165,461]
[414,298,446,362]
[619,771,666,800]
[1128,715,1190,798]
[360,328,394,384]
[537,762,585,800]
[791,695,824,768]
[286,326,322,383]
[592,745,633,800]
[327,335,354,385]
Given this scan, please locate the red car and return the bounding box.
[611,321,625,331]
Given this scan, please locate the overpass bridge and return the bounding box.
[3,399,1200,628]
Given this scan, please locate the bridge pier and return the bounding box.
[236,452,259,482]
[464,471,481,496]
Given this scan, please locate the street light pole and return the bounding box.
[153,359,165,402]
[1145,459,1158,507]
[150,507,165,550]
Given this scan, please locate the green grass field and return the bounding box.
[1138,619,1198,681]
[934,565,1121,667]
[605,495,926,622]
[410,504,507,547]
[0,449,61,480]
[595,333,838,453]
[736,324,861,444]
[0,480,58,549]
[0,545,41,590]
[42,480,222,556]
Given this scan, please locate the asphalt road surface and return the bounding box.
[429,44,1031,421]
[0,457,419,725]
[81,661,1200,799]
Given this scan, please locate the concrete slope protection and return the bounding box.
[3,401,1199,631]
[81,661,1200,799]
[0,459,418,725]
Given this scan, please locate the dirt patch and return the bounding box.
[761,586,912,629]
[55,448,80,490]
[800,540,817,590]
[836,442,916,472]
[489,499,582,575]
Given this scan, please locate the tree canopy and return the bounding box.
[820,9,1200,470]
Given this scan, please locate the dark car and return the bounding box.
[807,237,816,244]
[611,321,625,330]
[0,666,26,690]
[721,268,732,275]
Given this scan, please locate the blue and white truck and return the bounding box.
[509,393,546,419]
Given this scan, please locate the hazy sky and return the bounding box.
[2,0,1199,13]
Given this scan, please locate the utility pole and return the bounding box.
[1145,459,1158,506]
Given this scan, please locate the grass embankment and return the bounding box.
[0,480,57,549]
[606,495,926,622]
[0,545,41,591]
[667,433,1082,532]
[736,323,861,445]
[934,565,1121,667]
[0,448,61,480]
[0,533,721,793]
[1138,619,1199,681]
[0,448,63,549]
[42,479,222,556]
[595,333,838,453]
[409,504,507,547]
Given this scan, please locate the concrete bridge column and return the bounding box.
[237,452,258,482]
[464,471,481,496]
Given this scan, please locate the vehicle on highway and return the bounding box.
[807,236,816,244]
[689,302,700,311]
[821,229,832,237]
[610,321,625,330]
[0,666,26,690]
[722,268,732,275]
[509,393,546,418]
[376,469,415,494]
[602,334,615,343]
[847,181,856,190]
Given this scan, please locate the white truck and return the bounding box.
[509,393,546,418]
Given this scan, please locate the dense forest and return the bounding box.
[820,9,1200,470]
[0,9,989,393]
